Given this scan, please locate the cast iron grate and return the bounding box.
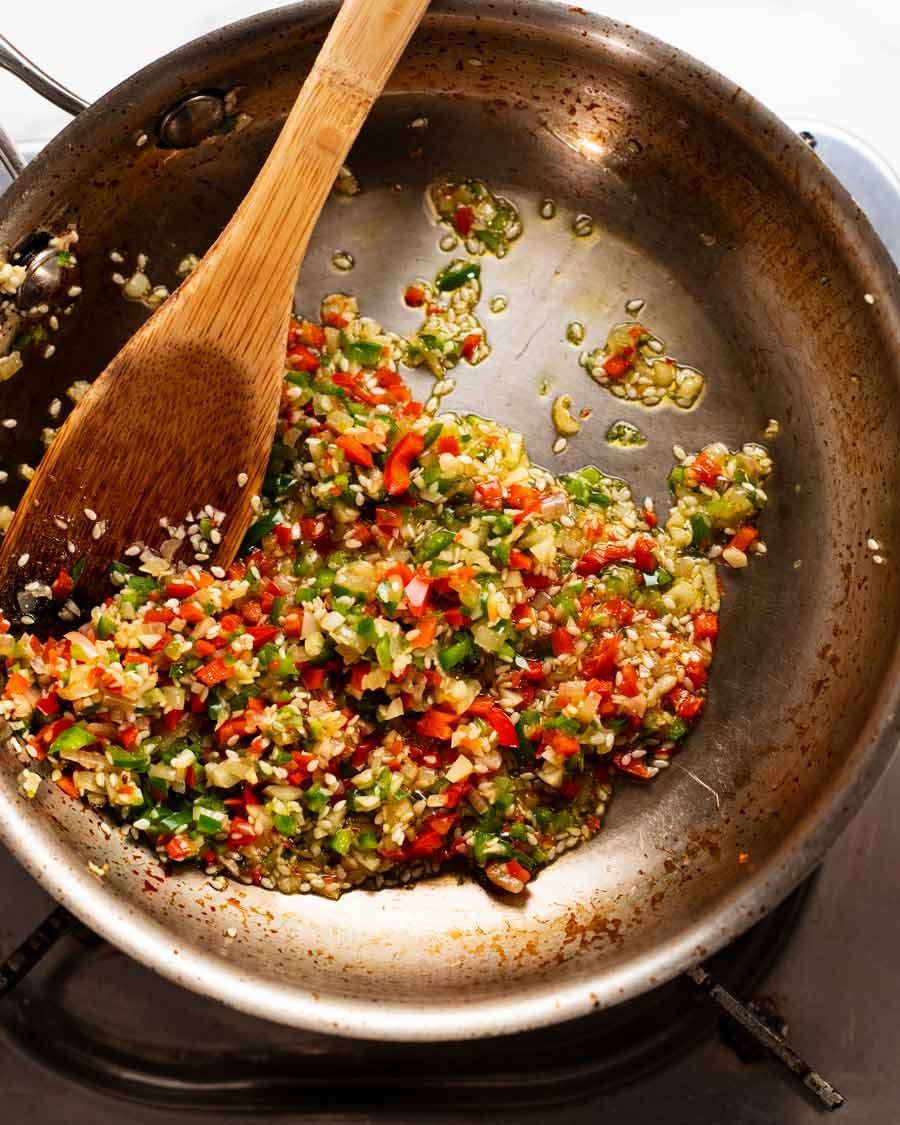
[0,876,842,1112]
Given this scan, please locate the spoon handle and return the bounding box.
[191,0,430,353]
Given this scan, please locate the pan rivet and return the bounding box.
[15,247,65,311]
[157,93,226,148]
[798,130,817,149]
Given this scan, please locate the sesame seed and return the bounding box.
[84,508,97,521]
[225,927,238,939]
[864,293,875,305]
[17,553,29,567]
[873,554,885,565]
[2,418,17,429]
[867,538,880,551]
[43,344,56,360]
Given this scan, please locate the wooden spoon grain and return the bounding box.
[0,0,429,620]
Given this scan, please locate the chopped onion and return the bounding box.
[538,492,568,519]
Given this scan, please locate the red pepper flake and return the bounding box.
[632,537,657,573]
[668,685,704,720]
[692,610,719,641]
[302,666,327,691]
[618,663,639,697]
[603,354,631,378]
[50,567,74,600]
[453,205,476,236]
[286,343,320,372]
[166,580,198,599]
[690,451,721,487]
[336,433,375,468]
[475,703,518,748]
[506,859,531,884]
[416,708,458,741]
[165,835,196,861]
[408,830,445,858]
[576,542,632,575]
[461,333,481,361]
[582,635,620,679]
[227,817,257,847]
[246,625,280,648]
[384,431,425,496]
[602,598,635,625]
[163,708,185,732]
[196,658,231,686]
[508,548,533,571]
[435,433,460,456]
[55,775,79,799]
[551,627,575,656]
[35,692,60,717]
[612,751,656,780]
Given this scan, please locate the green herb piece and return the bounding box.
[435,259,480,292]
[605,420,647,447]
[416,529,454,562]
[242,513,278,550]
[50,723,96,756]
[329,827,353,854]
[438,632,473,672]
[304,784,329,813]
[343,340,383,366]
[106,745,149,771]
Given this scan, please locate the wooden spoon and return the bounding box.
[0,0,429,620]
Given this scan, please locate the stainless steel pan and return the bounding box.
[0,0,898,1040]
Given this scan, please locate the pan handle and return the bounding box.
[0,34,88,118]
[0,124,24,181]
[0,34,88,186]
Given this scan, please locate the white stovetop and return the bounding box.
[1,1,899,173]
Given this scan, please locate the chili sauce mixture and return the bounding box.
[1,295,771,898]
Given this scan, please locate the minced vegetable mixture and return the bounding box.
[0,289,771,898]
[584,320,705,409]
